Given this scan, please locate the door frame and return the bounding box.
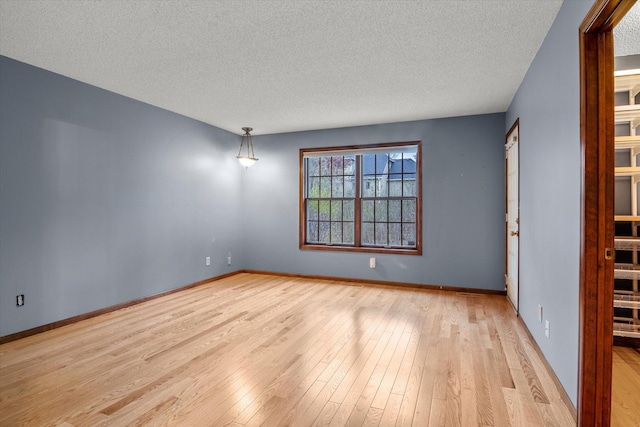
[579,0,636,425]
[505,119,520,312]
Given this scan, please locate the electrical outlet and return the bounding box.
[538,305,543,323]
[369,257,376,269]
[16,294,24,307]
[545,320,550,338]
[227,256,232,266]
[206,257,211,266]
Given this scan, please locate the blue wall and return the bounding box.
[1,1,593,406]
[245,114,506,290]
[0,1,599,407]
[0,56,244,336]
[1,54,507,340]
[505,0,594,406]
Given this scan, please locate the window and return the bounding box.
[300,141,421,254]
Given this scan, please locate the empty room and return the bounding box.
[1,0,639,426]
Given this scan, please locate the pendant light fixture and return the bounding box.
[236,127,258,168]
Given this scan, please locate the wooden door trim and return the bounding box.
[505,118,520,312]
[579,1,636,425]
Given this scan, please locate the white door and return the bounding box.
[506,124,519,312]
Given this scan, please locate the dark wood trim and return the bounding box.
[517,315,578,423]
[415,139,423,255]
[613,336,640,348]
[505,118,520,311]
[299,140,423,255]
[298,243,421,255]
[355,153,363,246]
[504,142,508,293]
[0,271,239,345]
[581,0,633,32]
[579,1,636,426]
[299,140,422,156]
[506,118,520,144]
[241,269,507,296]
[299,148,306,249]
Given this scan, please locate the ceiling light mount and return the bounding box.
[237,127,258,168]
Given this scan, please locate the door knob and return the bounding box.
[510,231,519,236]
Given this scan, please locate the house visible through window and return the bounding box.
[300,141,421,254]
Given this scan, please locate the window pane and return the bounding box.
[332,156,343,175]
[307,157,320,177]
[389,180,402,197]
[375,200,388,222]
[403,178,416,197]
[320,177,332,198]
[375,223,388,246]
[320,156,332,176]
[332,176,344,197]
[362,200,374,222]
[389,200,401,222]
[331,200,343,221]
[362,154,376,176]
[381,155,390,171]
[344,155,356,175]
[389,223,402,246]
[344,200,354,221]
[308,177,320,198]
[331,222,342,243]
[344,176,356,197]
[319,221,330,243]
[402,199,416,222]
[307,200,319,221]
[362,222,374,245]
[302,144,420,253]
[319,200,330,221]
[362,178,375,197]
[403,223,416,246]
[343,222,354,244]
[307,221,319,242]
[377,177,388,197]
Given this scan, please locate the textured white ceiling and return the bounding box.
[0,0,568,135]
[615,1,640,57]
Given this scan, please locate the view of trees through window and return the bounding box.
[305,155,356,244]
[302,143,420,253]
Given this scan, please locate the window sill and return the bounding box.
[300,243,422,256]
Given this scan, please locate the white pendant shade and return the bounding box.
[236,127,258,168]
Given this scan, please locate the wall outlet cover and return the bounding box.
[545,320,550,338]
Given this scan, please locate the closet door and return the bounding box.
[506,122,519,312]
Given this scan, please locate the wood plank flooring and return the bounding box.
[0,273,576,426]
[612,346,640,427]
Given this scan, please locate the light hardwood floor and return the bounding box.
[612,346,640,427]
[0,273,576,426]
